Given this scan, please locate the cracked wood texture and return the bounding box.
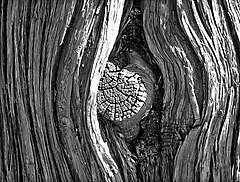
[0,0,240,182]
[97,62,147,122]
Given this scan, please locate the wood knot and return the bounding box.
[97,61,155,141]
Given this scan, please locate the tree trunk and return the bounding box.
[0,0,240,181]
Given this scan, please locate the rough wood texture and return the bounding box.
[1,0,240,181]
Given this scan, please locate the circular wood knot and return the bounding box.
[97,61,155,140]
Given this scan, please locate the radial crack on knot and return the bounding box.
[97,62,147,120]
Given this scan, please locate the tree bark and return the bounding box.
[0,0,240,181]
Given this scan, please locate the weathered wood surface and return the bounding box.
[0,0,240,181]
